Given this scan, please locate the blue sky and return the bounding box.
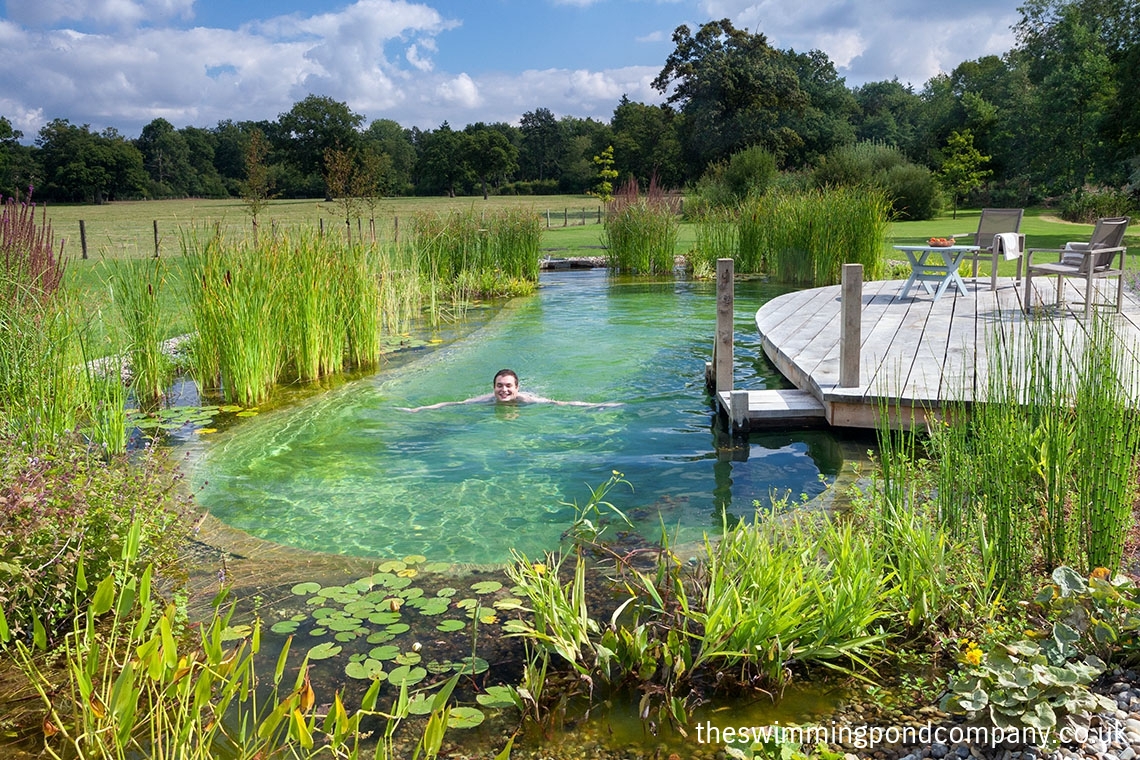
[0,0,1023,140]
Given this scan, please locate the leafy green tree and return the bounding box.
[518,107,563,182]
[557,116,612,193]
[276,95,363,198]
[463,123,518,199]
[652,18,808,179]
[939,129,991,219]
[591,145,618,202]
[240,128,275,228]
[777,49,858,168]
[0,116,30,197]
[610,96,684,189]
[415,123,469,196]
[852,79,921,150]
[136,118,194,197]
[363,119,416,195]
[179,126,228,198]
[36,120,146,203]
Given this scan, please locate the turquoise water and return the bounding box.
[187,270,846,564]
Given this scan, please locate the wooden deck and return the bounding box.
[738,276,1140,429]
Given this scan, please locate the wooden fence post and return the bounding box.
[840,263,863,388]
[79,220,88,260]
[153,220,160,258]
[714,258,735,394]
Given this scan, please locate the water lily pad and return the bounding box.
[478,612,498,625]
[447,707,485,729]
[334,631,358,642]
[195,427,218,435]
[366,631,395,644]
[270,620,300,634]
[312,608,337,619]
[426,660,453,674]
[317,586,347,598]
[367,611,401,626]
[476,686,518,709]
[290,613,308,622]
[386,577,412,590]
[345,659,386,680]
[395,652,422,666]
[403,554,427,565]
[367,573,396,587]
[436,587,457,598]
[419,599,450,616]
[220,624,252,641]
[470,581,503,595]
[396,568,418,578]
[455,598,480,610]
[493,598,524,611]
[307,642,342,660]
[406,694,436,716]
[343,600,375,615]
[378,560,406,573]
[326,617,362,632]
[387,665,426,686]
[453,656,489,675]
[385,623,410,635]
[236,410,259,418]
[437,619,466,633]
[219,404,243,413]
[398,587,424,600]
[369,645,400,661]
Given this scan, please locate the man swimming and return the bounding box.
[400,368,619,411]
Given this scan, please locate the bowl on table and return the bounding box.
[927,237,955,247]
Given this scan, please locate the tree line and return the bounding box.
[0,0,1135,214]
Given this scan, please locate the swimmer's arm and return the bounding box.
[524,393,621,408]
[399,393,494,412]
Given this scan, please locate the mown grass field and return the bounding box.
[40,196,1135,343]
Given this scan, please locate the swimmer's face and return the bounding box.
[493,374,520,402]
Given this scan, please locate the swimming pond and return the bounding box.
[186,270,850,564]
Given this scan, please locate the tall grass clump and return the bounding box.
[183,230,285,406]
[411,207,541,299]
[689,206,737,277]
[108,257,172,405]
[602,177,680,275]
[922,311,1140,588]
[758,187,890,286]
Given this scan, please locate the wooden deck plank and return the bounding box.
[748,276,1140,429]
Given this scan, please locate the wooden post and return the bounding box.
[546,209,551,228]
[840,263,863,388]
[394,216,399,243]
[714,258,735,394]
[563,208,568,227]
[730,390,749,430]
[79,220,88,260]
[597,206,602,224]
[153,220,160,258]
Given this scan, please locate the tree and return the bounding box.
[36,120,146,203]
[852,79,921,150]
[591,145,618,202]
[363,119,417,195]
[240,128,275,230]
[136,118,194,197]
[0,116,30,197]
[939,129,991,219]
[415,123,469,197]
[652,18,808,179]
[276,95,364,198]
[518,108,563,182]
[463,123,518,199]
[777,49,858,169]
[610,97,684,189]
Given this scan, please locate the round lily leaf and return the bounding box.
[366,631,395,644]
[386,577,412,590]
[387,665,426,687]
[378,560,406,573]
[221,625,251,641]
[476,686,518,709]
[453,656,489,675]
[455,598,480,610]
[344,659,385,680]
[385,623,410,635]
[395,652,422,666]
[493,598,524,611]
[326,617,363,632]
[344,600,375,615]
[403,554,427,565]
[307,642,342,660]
[334,631,358,642]
[398,587,424,600]
[312,608,338,619]
[236,410,259,417]
[396,568,418,578]
[270,620,300,634]
[369,645,400,661]
[426,660,453,674]
[448,707,485,729]
[367,573,396,588]
[436,587,457,598]
[219,404,243,413]
[308,628,327,637]
[367,611,401,626]
[289,614,308,622]
[419,599,450,616]
[406,694,436,716]
[471,581,503,595]
[437,619,465,633]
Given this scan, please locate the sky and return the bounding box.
[0,0,1024,141]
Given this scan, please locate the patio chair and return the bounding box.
[1022,216,1130,319]
[959,208,1025,291]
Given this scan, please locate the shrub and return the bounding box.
[813,141,941,221]
[0,434,189,646]
[689,145,778,213]
[882,163,943,221]
[1058,186,1135,223]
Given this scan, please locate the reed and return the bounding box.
[755,187,890,286]
[411,207,542,298]
[109,257,172,404]
[602,178,679,275]
[281,233,346,382]
[690,206,738,276]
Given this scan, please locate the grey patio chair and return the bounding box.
[959,208,1025,291]
[1022,216,1130,319]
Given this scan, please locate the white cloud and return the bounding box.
[6,0,194,28]
[435,73,480,109]
[636,30,667,43]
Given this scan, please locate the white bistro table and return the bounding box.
[893,244,979,302]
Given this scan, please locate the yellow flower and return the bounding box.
[1091,567,1111,581]
[964,647,984,666]
[532,563,547,576]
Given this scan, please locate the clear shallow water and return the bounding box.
[187,270,846,564]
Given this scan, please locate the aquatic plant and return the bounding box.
[108,256,173,404]
[602,177,680,275]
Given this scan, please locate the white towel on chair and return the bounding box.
[994,232,1021,260]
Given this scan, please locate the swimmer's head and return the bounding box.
[492,368,520,402]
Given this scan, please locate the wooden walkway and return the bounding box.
[742,276,1140,429]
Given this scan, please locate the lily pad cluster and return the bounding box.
[262,557,526,730]
[127,403,257,436]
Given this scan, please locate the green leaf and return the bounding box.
[345,659,386,680]
[476,685,518,709]
[471,580,503,595]
[1052,566,1086,597]
[447,706,485,729]
[387,665,426,686]
[92,573,116,616]
[307,642,342,660]
[437,619,466,632]
[291,582,321,595]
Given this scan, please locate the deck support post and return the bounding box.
[714,258,735,394]
[730,390,749,431]
[840,263,863,388]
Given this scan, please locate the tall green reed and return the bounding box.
[603,177,680,275]
[690,206,738,277]
[109,257,172,405]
